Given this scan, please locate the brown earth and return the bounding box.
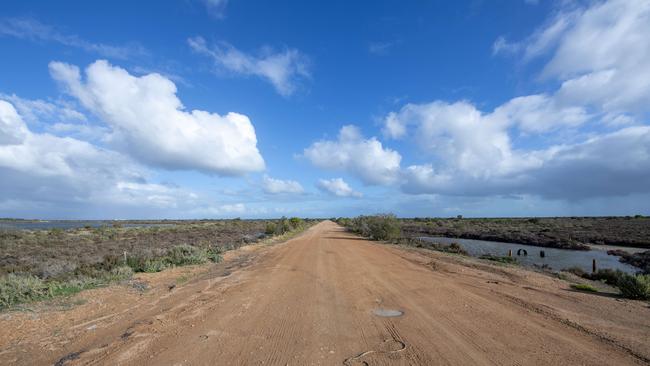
[1,221,649,365]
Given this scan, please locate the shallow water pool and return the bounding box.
[420,236,640,274]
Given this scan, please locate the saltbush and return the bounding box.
[617,274,650,300]
[347,214,401,241]
[167,244,208,266]
[0,274,50,308]
[571,283,598,293]
[589,269,626,286]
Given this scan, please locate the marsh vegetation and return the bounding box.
[0,218,312,308]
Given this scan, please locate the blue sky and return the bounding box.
[1,0,649,219]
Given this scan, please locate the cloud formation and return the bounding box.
[387,0,650,200]
[304,125,401,186]
[49,60,265,175]
[188,36,310,96]
[317,178,362,198]
[262,175,304,195]
[494,0,650,116]
[0,99,199,213]
[0,17,145,59]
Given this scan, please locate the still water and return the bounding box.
[420,236,639,274]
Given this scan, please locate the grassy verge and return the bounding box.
[563,267,650,300]
[0,266,133,308]
[478,254,518,264]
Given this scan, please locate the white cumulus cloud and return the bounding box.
[304,125,401,185]
[317,178,362,198]
[262,175,304,194]
[49,60,265,175]
[390,0,650,200]
[0,98,198,214]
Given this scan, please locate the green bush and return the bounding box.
[127,256,168,273]
[617,274,650,300]
[571,283,598,292]
[105,266,133,282]
[479,254,517,264]
[289,217,303,229]
[0,274,51,308]
[589,269,626,286]
[0,274,107,308]
[348,214,401,241]
[49,277,98,297]
[167,244,209,266]
[265,223,277,235]
[206,247,224,263]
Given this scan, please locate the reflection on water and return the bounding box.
[420,236,639,274]
[0,221,173,230]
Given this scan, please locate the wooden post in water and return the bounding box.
[508,249,512,257]
[540,250,545,258]
[592,258,597,273]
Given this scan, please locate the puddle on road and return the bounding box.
[373,309,404,317]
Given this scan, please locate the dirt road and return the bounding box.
[2,221,650,365]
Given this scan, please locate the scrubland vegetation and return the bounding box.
[338,214,650,300]
[401,216,650,250]
[337,214,467,255]
[565,266,650,300]
[0,218,313,308]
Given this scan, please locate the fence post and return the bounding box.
[592,258,597,273]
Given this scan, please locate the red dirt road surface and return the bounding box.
[1,221,649,365]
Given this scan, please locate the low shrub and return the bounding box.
[289,217,303,229]
[617,274,650,300]
[105,266,133,282]
[49,277,98,297]
[264,217,304,236]
[206,247,223,263]
[0,273,108,308]
[588,269,626,286]
[167,244,208,266]
[479,254,517,264]
[127,244,218,273]
[126,256,168,273]
[265,223,277,235]
[424,241,468,255]
[347,214,401,241]
[0,274,51,308]
[571,283,598,292]
[564,266,587,277]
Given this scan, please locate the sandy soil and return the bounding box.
[1,221,649,365]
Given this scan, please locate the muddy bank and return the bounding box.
[608,249,650,274]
